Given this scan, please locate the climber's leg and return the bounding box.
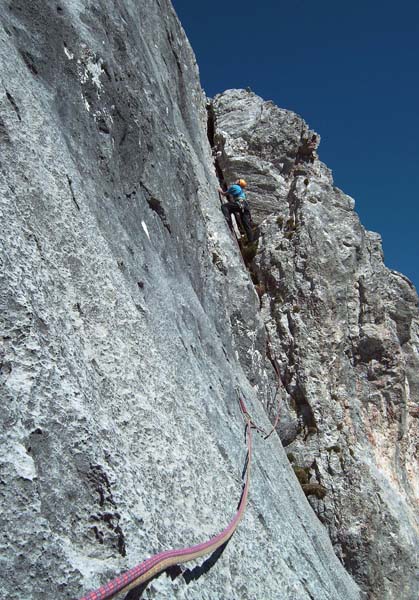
[241,209,254,243]
[222,202,237,232]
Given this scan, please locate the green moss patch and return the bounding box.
[302,483,327,499]
[293,466,311,485]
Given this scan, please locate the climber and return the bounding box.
[219,179,254,243]
[295,134,318,165]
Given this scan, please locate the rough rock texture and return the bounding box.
[212,89,419,600]
[0,3,360,600]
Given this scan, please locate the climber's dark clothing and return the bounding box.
[222,200,253,242]
[295,136,318,165]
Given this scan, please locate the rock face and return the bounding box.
[0,2,361,600]
[212,89,419,599]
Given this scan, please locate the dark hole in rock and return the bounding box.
[97,118,110,134]
[6,91,21,121]
[19,50,38,76]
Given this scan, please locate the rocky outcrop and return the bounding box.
[212,89,419,599]
[0,2,360,600]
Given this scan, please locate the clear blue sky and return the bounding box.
[173,0,419,290]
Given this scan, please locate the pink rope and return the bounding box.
[79,400,253,600]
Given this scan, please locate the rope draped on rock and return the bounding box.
[79,396,256,600]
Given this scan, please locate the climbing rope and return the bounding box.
[261,329,286,439]
[236,382,281,441]
[79,397,254,600]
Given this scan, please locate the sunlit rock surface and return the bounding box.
[212,88,419,600]
[0,2,360,600]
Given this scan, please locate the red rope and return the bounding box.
[79,374,282,600]
[79,398,253,600]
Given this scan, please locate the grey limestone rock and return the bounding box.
[0,2,359,600]
[212,88,419,599]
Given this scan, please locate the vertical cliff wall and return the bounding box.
[212,89,419,599]
[0,2,361,600]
